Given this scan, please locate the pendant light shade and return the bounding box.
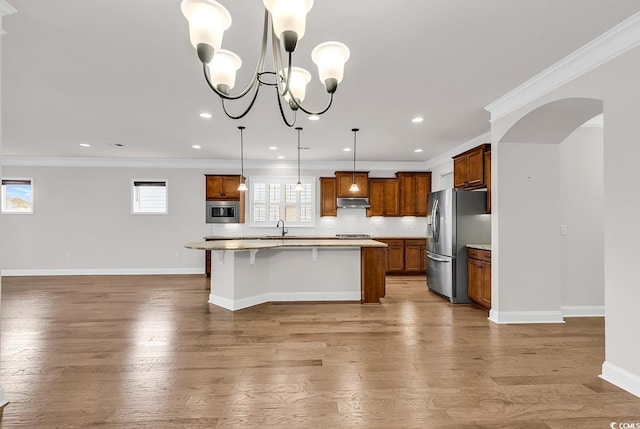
[350,128,360,193]
[312,41,350,92]
[181,0,232,51]
[263,0,314,44]
[238,126,248,191]
[282,67,312,104]
[208,49,242,94]
[295,127,304,191]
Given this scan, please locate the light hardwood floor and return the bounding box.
[1,275,639,428]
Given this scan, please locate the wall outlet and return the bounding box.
[560,225,567,236]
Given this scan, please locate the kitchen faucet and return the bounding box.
[276,219,288,237]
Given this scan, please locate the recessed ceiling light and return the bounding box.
[79,143,91,147]
[414,148,423,153]
[192,145,201,149]
[343,147,351,152]
[277,155,285,159]
[412,117,424,123]
[308,115,320,121]
[269,146,278,150]
[199,112,212,119]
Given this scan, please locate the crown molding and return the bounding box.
[0,1,16,36]
[1,156,427,172]
[485,11,640,121]
[423,132,491,170]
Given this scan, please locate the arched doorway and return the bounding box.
[489,97,603,324]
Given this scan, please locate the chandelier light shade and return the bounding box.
[237,126,248,191]
[311,42,350,92]
[208,49,242,94]
[181,0,232,54]
[295,127,304,192]
[350,128,360,193]
[180,0,350,127]
[282,67,311,104]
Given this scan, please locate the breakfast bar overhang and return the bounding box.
[185,239,387,311]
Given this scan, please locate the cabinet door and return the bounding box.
[414,174,431,216]
[206,176,224,199]
[398,173,416,215]
[335,172,368,198]
[467,258,482,303]
[419,243,427,271]
[222,176,241,199]
[320,177,337,216]
[453,156,468,188]
[382,179,400,216]
[484,150,491,213]
[466,147,484,187]
[367,179,384,217]
[404,239,425,272]
[379,239,405,273]
[481,261,492,309]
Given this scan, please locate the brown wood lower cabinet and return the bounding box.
[377,238,426,275]
[467,248,491,311]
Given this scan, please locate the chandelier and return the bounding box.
[181,0,351,127]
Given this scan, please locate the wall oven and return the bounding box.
[206,201,241,223]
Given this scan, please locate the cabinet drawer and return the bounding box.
[405,239,426,247]
[468,248,491,262]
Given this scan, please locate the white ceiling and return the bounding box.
[2,1,639,164]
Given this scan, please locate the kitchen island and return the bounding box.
[185,239,387,311]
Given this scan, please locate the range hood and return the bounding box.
[337,197,371,209]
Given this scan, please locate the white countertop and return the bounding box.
[467,244,491,251]
[186,238,388,251]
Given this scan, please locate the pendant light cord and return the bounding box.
[352,128,359,183]
[239,126,245,182]
[296,127,302,183]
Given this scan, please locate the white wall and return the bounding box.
[490,44,640,396]
[0,164,429,274]
[492,142,563,322]
[427,161,454,192]
[559,126,604,313]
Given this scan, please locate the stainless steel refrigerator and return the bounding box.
[426,189,491,303]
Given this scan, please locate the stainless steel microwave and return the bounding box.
[206,200,241,223]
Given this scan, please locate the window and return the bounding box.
[250,176,315,227]
[132,180,168,214]
[1,178,33,214]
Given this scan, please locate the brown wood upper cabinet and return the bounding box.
[335,171,369,198]
[367,178,399,217]
[205,175,242,200]
[396,172,432,216]
[453,144,490,189]
[484,149,491,213]
[319,177,337,217]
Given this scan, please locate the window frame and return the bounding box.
[249,176,316,227]
[1,177,34,215]
[131,179,168,215]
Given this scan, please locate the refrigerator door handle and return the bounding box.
[426,252,451,263]
[432,199,440,242]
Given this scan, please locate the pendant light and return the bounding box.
[349,128,360,192]
[295,127,304,192]
[237,126,248,191]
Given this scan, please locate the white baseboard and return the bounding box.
[0,268,204,276]
[208,291,361,311]
[600,361,640,398]
[561,305,605,317]
[488,309,565,324]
